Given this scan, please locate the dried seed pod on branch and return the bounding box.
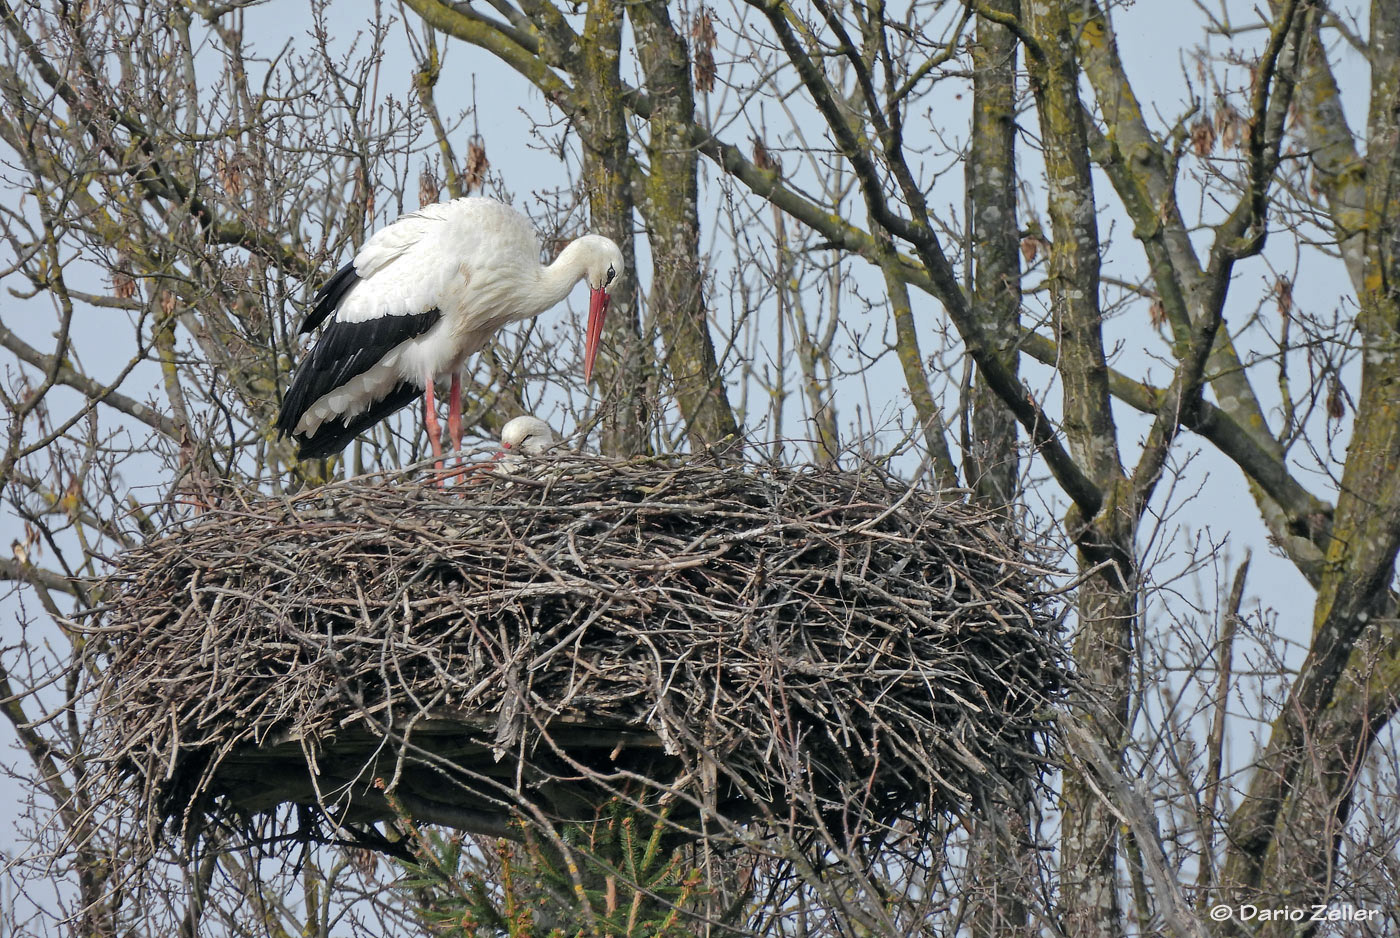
[464,135,489,193]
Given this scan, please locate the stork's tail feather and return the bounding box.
[290,381,423,459]
[275,307,443,453]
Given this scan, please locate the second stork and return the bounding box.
[276,197,623,460]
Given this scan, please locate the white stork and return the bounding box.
[276,197,623,461]
[497,415,557,457]
[487,415,562,481]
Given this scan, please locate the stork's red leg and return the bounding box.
[448,373,463,455]
[424,381,444,475]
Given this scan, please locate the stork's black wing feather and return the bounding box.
[290,380,424,459]
[300,262,360,334]
[275,308,442,456]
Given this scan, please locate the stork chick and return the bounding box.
[497,415,557,457]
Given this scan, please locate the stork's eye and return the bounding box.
[605,265,616,286]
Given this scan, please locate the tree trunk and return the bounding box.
[580,0,648,456]
[629,2,740,449]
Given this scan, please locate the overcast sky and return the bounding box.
[0,0,1379,928]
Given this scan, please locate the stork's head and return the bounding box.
[570,235,625,384]
[498,415,557,457]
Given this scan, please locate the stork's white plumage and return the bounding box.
[276,197,623,459]
[498,415,557,456]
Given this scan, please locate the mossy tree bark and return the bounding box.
[965,6,1029,932]
[1218,5,1400,931]
[966,0,1022,513]
[628,2,741,449]
[1020,4,1132,934]
[579,0,649,457]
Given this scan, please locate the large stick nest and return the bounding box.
[90,455,1067,849]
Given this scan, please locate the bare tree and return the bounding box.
[3,0,1399,935]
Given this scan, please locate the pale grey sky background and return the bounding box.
[0,0,1379,931]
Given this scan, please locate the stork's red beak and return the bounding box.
[584,286,610,384]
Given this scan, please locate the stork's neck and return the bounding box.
[528,239,597,316]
